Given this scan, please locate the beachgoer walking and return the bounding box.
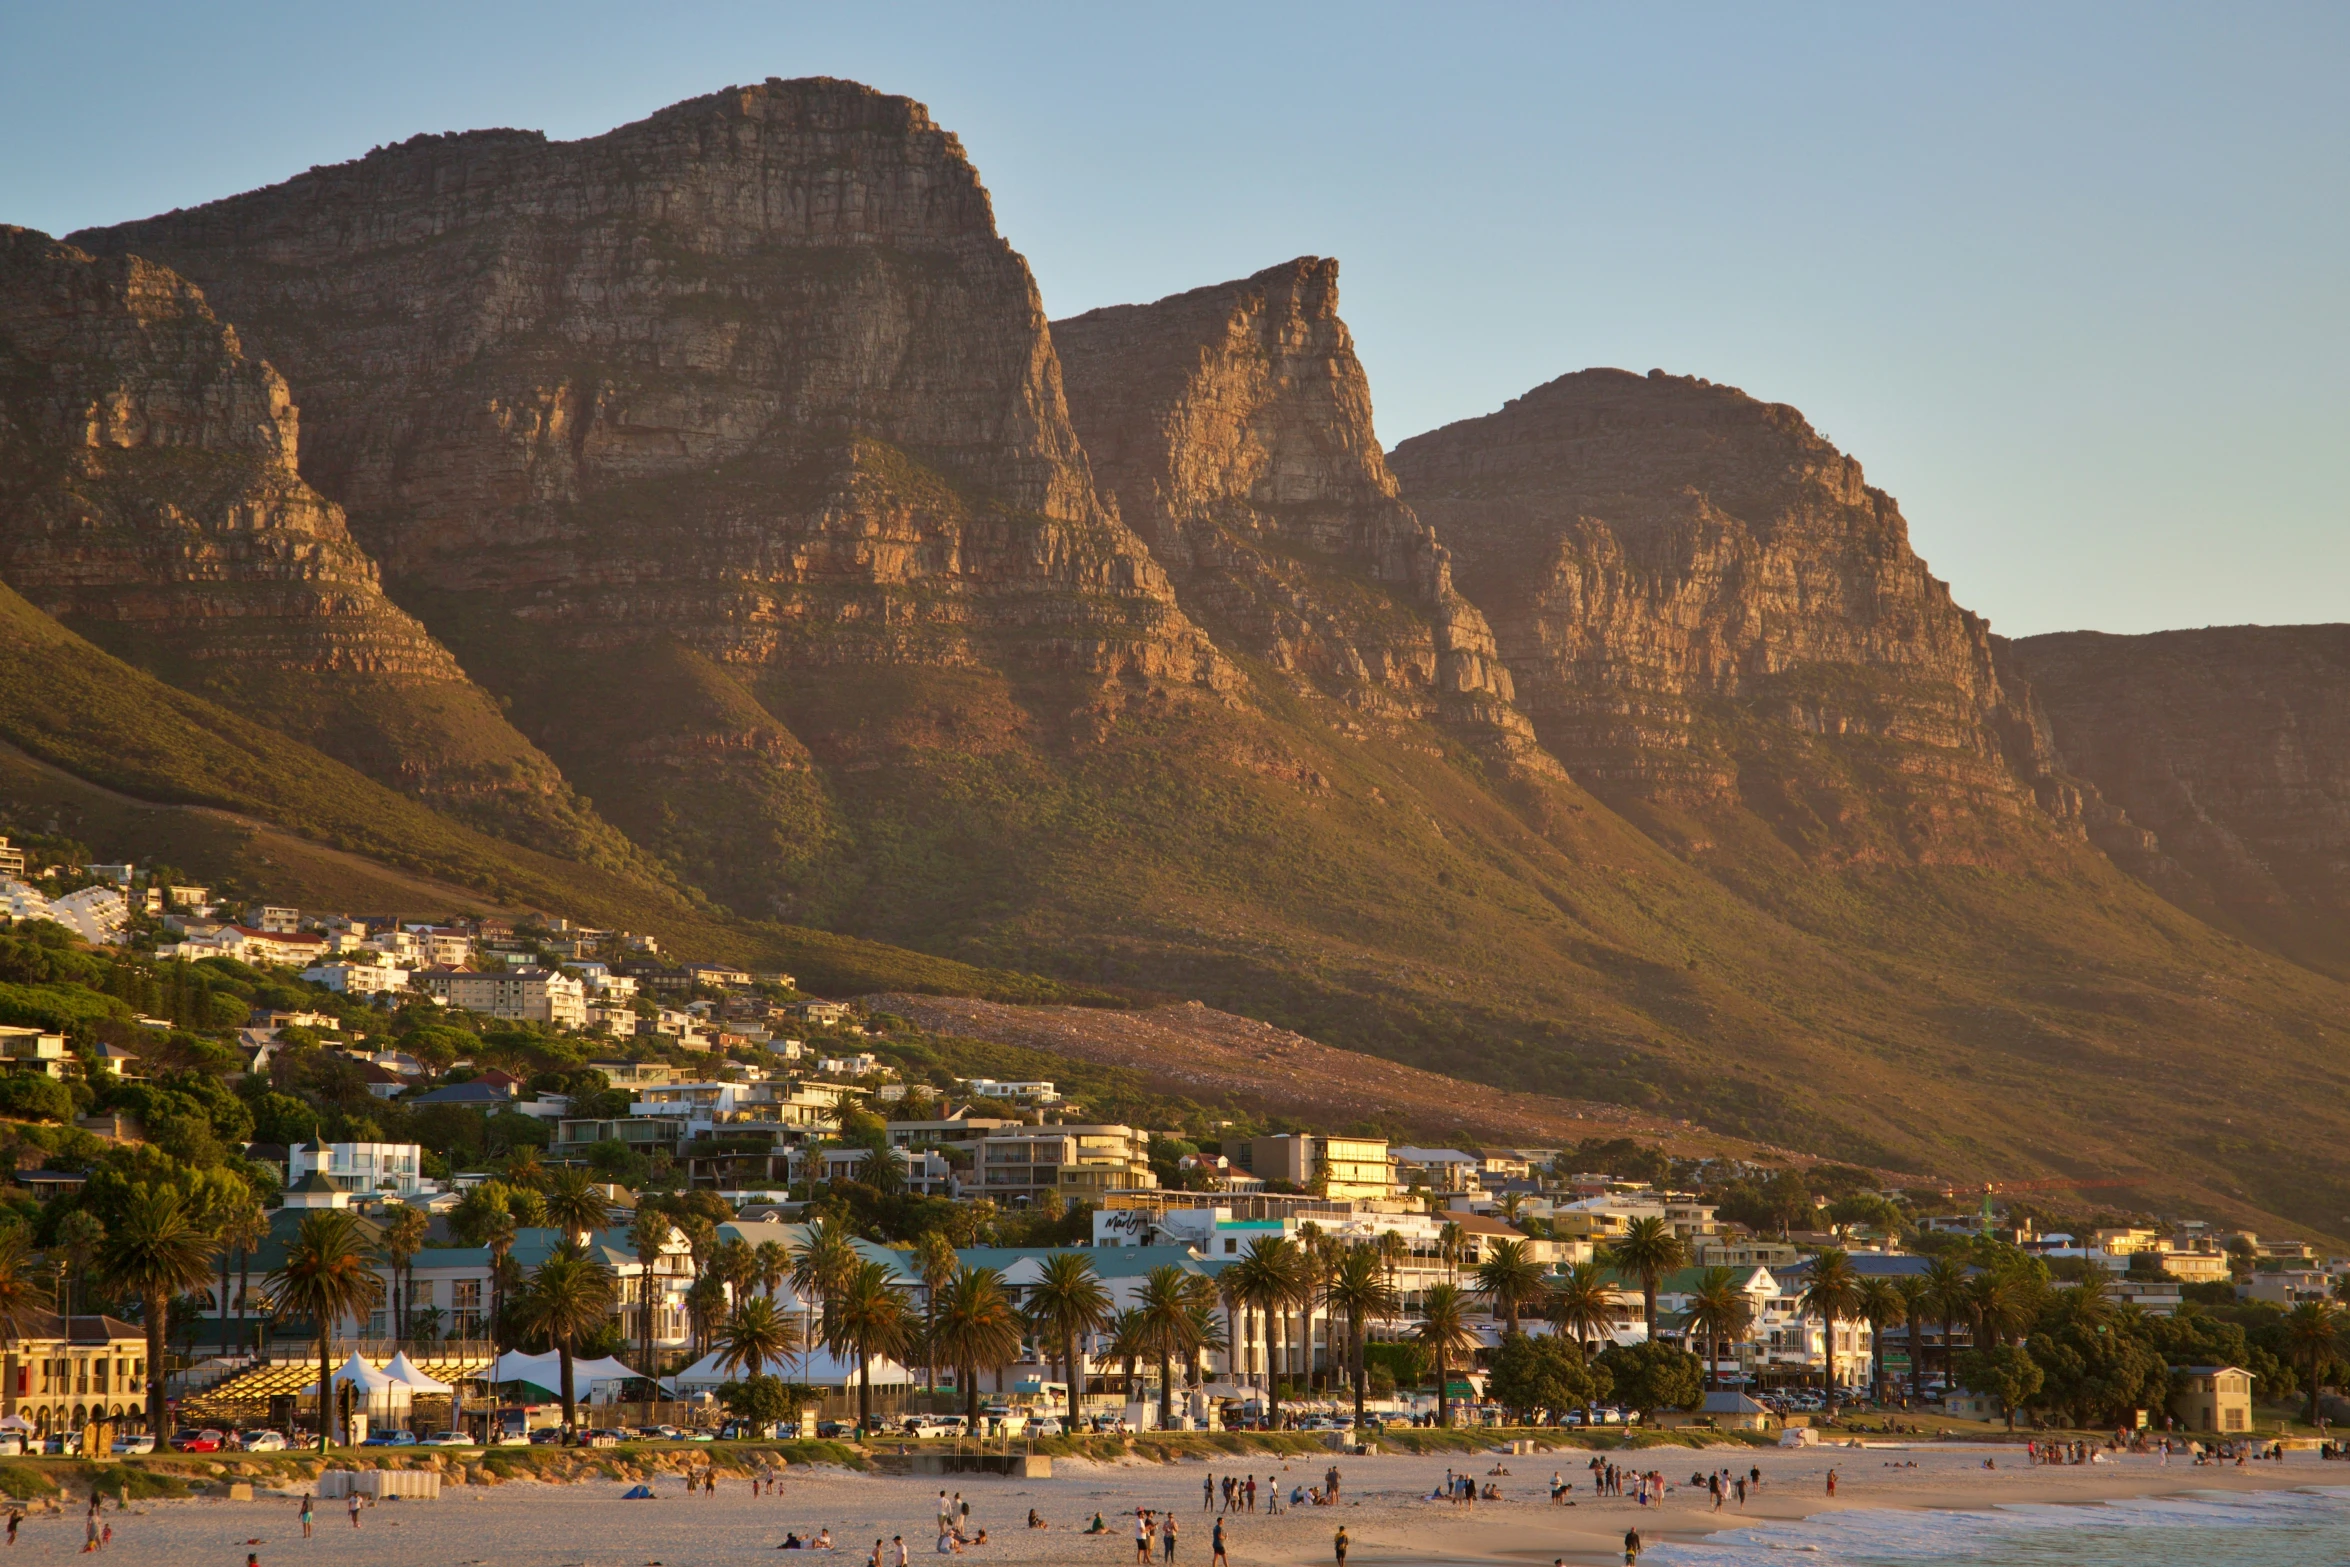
[1623,1526,1642,1564]
[1334,1525,1348,1566]
[299,1494,313,1538]
[348,1491,362,1529]
[1205,1475,1214,1511]
[1212,1518,1228,1567]
[1825,1469,1837,1498]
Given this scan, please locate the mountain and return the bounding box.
[1053,258,1535,763]
[42,79,2350,1237]
[2008,625,2350,979]
[0,228,634,865]
[75,78,1227,915]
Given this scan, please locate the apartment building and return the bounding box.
[972,1123,1155,1206]
[1221,1134,1397,1200]
[289,1141,430,1198]
[415,967,587,1027]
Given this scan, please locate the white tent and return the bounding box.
[300,1354,411,1412]
[486,1350,639,1396]
[666,1346,912,1391]
[382,1352,453,1394]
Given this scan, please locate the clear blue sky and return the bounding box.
[3,2,2343,637]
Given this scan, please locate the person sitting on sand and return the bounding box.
[816,1531,834,1549]
[937,1532,961,1556]
[782,1533,804,1549]
[971,1530,989,1546]
[1029,1510,1047,1529]
[1086,1515,1108,1535]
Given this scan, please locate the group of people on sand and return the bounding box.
[1429,1468,1497,1505]
[1688,1466,1761,1511]
[1203,1472,1289,1514]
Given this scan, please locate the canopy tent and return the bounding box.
[0,1414,30,1432]
[300,1354,412,1411]
[382,1352,454,1394]
[665,1346,912,1392]
[484,1351,639,1396]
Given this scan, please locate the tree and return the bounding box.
[715,1296,803,1384]
[1026,1252,1111,1430]
[930,1267,1023,1423]
[0,1229,50,1360]
[1605,1216,1686,1342]
[514,1243,617,1437]
[912,1230,959,1393]
[628,1207,672,1406]
[716,1372,801,1430]
[1965,1270,2034,1351]
[1228,1237,1308,1423]
[1684,1268,1755,1392]
[1922,1256,1972,1392]
[789,1219,859,1377]
[2282,1300,2342,1427]
[1549,1260,1619,1358]
[380,1204,429,1343]
[825,1260,911,1433]
[1437,1221,1465,1280]
[543,1168,612,1242]
[1798,1250,1865,1411]
[212,1193,269,1355]
[1324,1244,1397,1428]
[1855,1278,1904,1402]
[1486,1331,1607,1423]
[1414,1282,1480,1428]
[1598,1339,1703,1419]
[100,1183,218,1438]
[1474,1238,1547,1338]
[267,1210,384,1451]
[1134,1265,1205,1430]
[1954,1344,2043,1430]
[1893,1276,1930,1405]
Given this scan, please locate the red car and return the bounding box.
[170,1429,225,1453]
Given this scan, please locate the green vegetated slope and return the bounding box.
[477,637,2350,1238]
[0,580,1073,1001]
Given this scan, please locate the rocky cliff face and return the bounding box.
[2009,625,2350,974]
[1390,369,2074,860]
[1053,259,1534,756]
[77,78,1220,689]
[0,227,623,861]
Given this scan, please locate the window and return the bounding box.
[454,1280,482,1311]
[2225,1408,2246,1431]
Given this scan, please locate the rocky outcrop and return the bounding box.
[0,228,624,861]
[1390,368,2074,859]
[76,78,1223,691]
[2008,625,2350,974]
[1054,259,1534,755]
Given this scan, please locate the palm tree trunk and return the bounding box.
[1435,1344,1450,1428]
[1064,1328,1081,1429]
[1157,1349,1172,1431]
[963,1361,979,1426]
[141,1290,166,1437]
[559,1340,577,1437]
[858,1346,873,1433]
[217,1250,233,1355]
[1350,1319,1366,1429]
[318,1328,334,1451]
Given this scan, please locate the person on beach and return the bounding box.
[1825,1470,1837,1498]
[896,1536,909,1567]
[1622,1526,1641,1564]
[1087,1517,1108,1536]
[1135,1511,1152,1564]
[6,1506,18,1546]
[1333,1525,1348,1567]
[348,1491,363,1530]
[1204,1476,1214,1512]
[298,1495,312,1538]
[1163,1513,1178,1562]
[1211,1518,1228,1567]
[938,1494,951,1533]
[872,1539,887,1567]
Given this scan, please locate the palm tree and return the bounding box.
[1966,1270,2032,1352]
[1922,1256,1971,1393]
[628,1207,672,1405]
[1376,1231,1407,1298]
[1324,1244,1397,1428]
[101,1184,218,1438]
[1106,1307,1147,1403]
[1414,1282,1479,1428]
[0,1229,50,1360]
[543,1169,612,1243]
[1606,1216,1687,1341]
[212,1195,268,1355]
[754,1239,791,1302]
[825,1261,912,1433]
[1026,1252,1112,1430]
[1474,1238,1547,1337]
[1550,1260,1620,1357]
[1893,1276,1930,1405]
[1134,1265,1205,1430]
[685,1273,730,1361]
[483,1208,519,1352]
[2281,1299,2341,1426]
[912,1231,959,1392]
[267,1210,385,1451]
[515,1243,617,1438]
[790,1220,859,1374]
[1855,1278,1904,1403]
[715,1295,803,1395]
[1182,1273,1225,1395]
[1685,1268,1755,1392]
[1798,1250,1865,1412]
[1437,1221,1465,1280]
[380,1204,429,1343]
[1216,1267,1250,1390]
[1229,1237,1307,1423]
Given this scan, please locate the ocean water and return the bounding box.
[1644,1486,2350,1566]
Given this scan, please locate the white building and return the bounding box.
[300,960,411,995]
[47,886,130,944]
[0,1026,68,1078]
[414,967,586,1027]
[290,1141,430,1199]
[958,1077,1062,1105]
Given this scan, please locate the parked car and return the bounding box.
[360,1431,419,1448]
[171,1430,225,1453]
[814,1420,849,1440]
[527,1428,564,1445]
[586,1429,625,1448]
[422,1430,472,1447]
[110,1433,155,1455]
[238,1430,288,1452]
[1026,1417,1064,1438]
[493,1431,532,1447]
[42,1434,80,1456]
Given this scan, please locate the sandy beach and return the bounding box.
[27,1443,2341,1567]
